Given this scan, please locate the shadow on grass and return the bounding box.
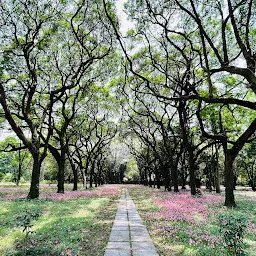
[1,195,119,256]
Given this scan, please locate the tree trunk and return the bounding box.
[73,167,78,191]
[208,163,212,192]
[172,167,179,192]
[68,157,78,191]
[149,170,152,187]
[181,153,186,189]
[215,145,221,193]
[144,167,148,186]
[98,166,102,186]
[164,167,171,191]
[139,168,144,185]
[90,163,94,188]
[155,170,160,189]
[57,155,65,193]
[224,152,236,207]
[189,153,196,195]
[95,173,98,187]
[90,172,93,188]
[16,148,22,186]
[27,153,41,199]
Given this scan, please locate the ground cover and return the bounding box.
[0,183,121,256]
[127,185,256,256]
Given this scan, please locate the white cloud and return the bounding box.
[115,0,134,35]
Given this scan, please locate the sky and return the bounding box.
[115,0,134,35]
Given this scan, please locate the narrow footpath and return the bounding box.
[104,189,159,256]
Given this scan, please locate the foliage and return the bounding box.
[2,173,15,182]
[15,210,42,256]
[0,153,16,179]
[218,212,248,255]
[125,158,140,181]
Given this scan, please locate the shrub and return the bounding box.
[3,173,14,182]
[218,212,248,255]
[15,210,42,256]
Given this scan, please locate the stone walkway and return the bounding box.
[104,189,159,256]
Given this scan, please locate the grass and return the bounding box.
[1,182,255,255]
[0,183,121,256]
[127,185,256,256]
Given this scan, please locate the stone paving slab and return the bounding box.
[105,249,131,256]
[132,250,159,256]
[112,226,129,231]
[130,226,148,231]
[104,189,159,256]
[130,230,149,237]
[132,241,156,250]
[131,235,151,242]
[110,230,129,237]
[107,241,130,249]
[109,235,130,242]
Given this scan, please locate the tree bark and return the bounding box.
[57,154,65,193]
[16,148,22,186]
[144,167,148,186]
[156,171,161,189]
[215,145,221,193]
[224,151,236,207]
[149,170,152,187]
[164,166,171,191]
[90,163,95,188]
[172,167,179,192]
[68,156,78,191]
[27,153,41,199]
[73,168,78,191]
[189,153,196,195]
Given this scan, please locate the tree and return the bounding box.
[0,0,118,198]
[106,0,256,207]
[0,0,62,198]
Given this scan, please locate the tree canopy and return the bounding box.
[0,0,256,207]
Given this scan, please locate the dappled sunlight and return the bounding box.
[0,230,22,255]
[71,209,90,218]
[0,185,120,255]
[235,190,256,200]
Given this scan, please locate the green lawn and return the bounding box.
[127,185,256,256]
[1,183,255,256]
[0,183,120,256]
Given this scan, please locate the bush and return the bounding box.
[0,172,4,181]
[218,212,248,255]
[15,210,42,256]
[3,173,14,182]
